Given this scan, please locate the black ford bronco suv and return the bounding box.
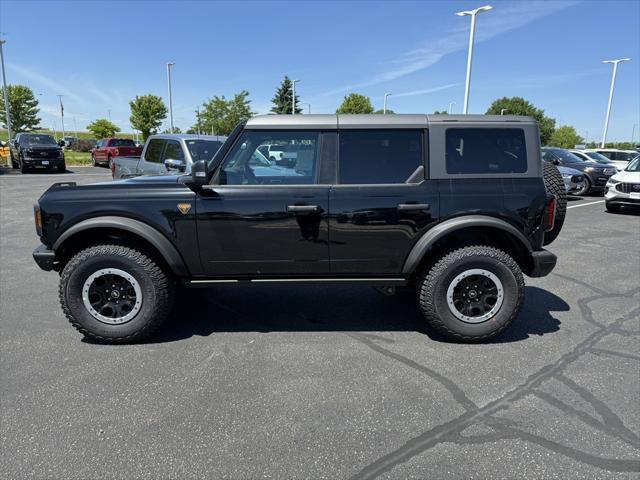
[32,115,565,343]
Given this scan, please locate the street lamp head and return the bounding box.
[456,5,492,16]
[603,58,631,64]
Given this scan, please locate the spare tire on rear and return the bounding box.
[542,162,566,245]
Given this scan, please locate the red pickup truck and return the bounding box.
[91,138,143,168]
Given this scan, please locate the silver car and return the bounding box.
[113,134,227,179]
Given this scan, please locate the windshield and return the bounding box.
[110,139,136,147]
[186,139,223,162]
[626,157,639,172]
[21,134,56,145]
[546,148,582,163]
[584,151,613,163]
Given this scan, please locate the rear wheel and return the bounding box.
[542,162,567,245]
[59,244,175,343]
[417,245,524,342]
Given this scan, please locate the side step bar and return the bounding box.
[185,277,408,288]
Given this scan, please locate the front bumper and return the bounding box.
[33,244,56,271]
[528,249,557,278]
[605,186,640,206]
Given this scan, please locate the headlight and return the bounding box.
[584,167,595,172]
[561,173,571,179]
[606,178,621,186]
[58,150,64,158]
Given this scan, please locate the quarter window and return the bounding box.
[144,139,165,164]
[217,131,319,185]
[446,128,527,174]
[338,130,423,184]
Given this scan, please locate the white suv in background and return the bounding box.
[570,150,622,171]
[604,156,640,212]
[585,149,639,170]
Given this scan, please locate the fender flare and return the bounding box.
[402,215,533,275]
[53,216,188,276]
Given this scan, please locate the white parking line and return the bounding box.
[567,200,605,209]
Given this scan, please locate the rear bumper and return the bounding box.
[33,244,56,271]
[528,249,557,278]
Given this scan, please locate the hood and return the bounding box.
[107,174,183,186]
[24,143,60,149]
[610,169,640,183]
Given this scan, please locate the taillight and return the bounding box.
[545,196,556,231]
[34,204,42,236]
[113,148,120,156]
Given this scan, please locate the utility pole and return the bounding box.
[448,101,456,114]
[292,79,300,114]
[57,95,65,141]
[632,124,637,144]
[383,93,392,114]
[500,109,508,115]
[601,58,631,148]
[0,39,12,142]
[108,109,111,121]
[456,5,493,114]
[167,62,175,133]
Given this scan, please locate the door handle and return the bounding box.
[397,203,430,211]
[287,205,320,213]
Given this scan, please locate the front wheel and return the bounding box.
[574,176,591,196]
[57,161,66,173]
[59,244,175,343]
[107,156,113,170]
[91,154,97,166]
[417,246,524,342]
[20,157,29,174]
[605,201,621,213]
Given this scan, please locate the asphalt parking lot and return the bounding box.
[1,167,639,479]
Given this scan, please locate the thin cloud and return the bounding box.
[7,62,87,105]
[394,83,460,98]
[320,0,579,97]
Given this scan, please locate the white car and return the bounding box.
[604,156,640,212]
[585,149,639,171]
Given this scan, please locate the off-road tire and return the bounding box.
[542,162,566,245]
[59,244,175,343]
[605,201,620,213]
[417,245,525,342]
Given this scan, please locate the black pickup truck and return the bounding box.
[32,114,564,343]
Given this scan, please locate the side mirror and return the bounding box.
[190,159,208,186]
[164,158,186,172]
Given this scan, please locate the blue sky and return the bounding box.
[1,0,638,141]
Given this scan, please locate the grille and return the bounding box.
[616,183,640,193]
[28,149,57,159]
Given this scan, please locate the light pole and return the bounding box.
[0,39,12,142]
[108,109,111,121]
[167,62,175,133]
[383,93,392,114]
[57,94,65,141]
[601,58,630,148]
[448,101,456,114]
[73,117,78,138]
[301,102,311,114]
[456,5,493,114]
[500,108,508,115]
[632,124,637,144]
[292,79,300,114]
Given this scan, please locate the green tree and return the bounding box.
[162,126,182,134]
[432,110,449,114]
[270,76,301,114]
[549,125,584,149]
[486,97,556,145]
[129,94,168,141]
[0,85,41,133]
[196,90,255,135]
[336,93,374,114]
[87,118,121,139]
[374,109,395,114]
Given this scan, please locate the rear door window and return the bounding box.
[446,128,527,174]
[144,139,166,163]
[338,130,423,184]
[162,140,185,161]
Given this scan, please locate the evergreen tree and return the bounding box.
[271,76,301,114]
